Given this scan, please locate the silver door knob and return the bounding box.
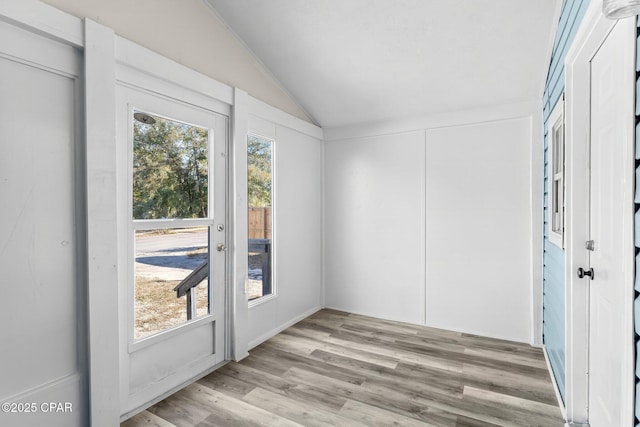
[216,243,227,252]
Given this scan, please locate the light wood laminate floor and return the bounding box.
[122,309,564,427]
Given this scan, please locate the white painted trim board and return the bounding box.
[0,0,83,48]
[84,19,121,427]
[247,94,323,140]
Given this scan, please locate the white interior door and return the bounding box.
[586,18,634,427]
[117,83,228,418]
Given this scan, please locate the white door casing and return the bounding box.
[564,3,635,424]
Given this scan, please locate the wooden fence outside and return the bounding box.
[248,207,272,239]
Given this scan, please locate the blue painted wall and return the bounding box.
[542,0,590,403]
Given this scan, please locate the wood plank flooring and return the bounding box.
[122,309,564,427]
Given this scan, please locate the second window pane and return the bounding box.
[247,134,273,301]
[134,227,209,339]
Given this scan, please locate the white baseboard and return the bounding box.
[247,306,322,350]
[543,345,567,422]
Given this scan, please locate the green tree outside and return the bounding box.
[133,115,209,219]
[247,134,273,207]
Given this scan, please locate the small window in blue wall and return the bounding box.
[548,100,565,248]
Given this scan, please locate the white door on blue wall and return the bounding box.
[586,17,635,427]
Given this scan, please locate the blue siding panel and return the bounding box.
[545,240,565,270]
[544,258,564,282]
[543,302,564,330]
[546,1,590,113]
[544,276,564,299]
[546,0,580,93]
[543,290,563,314]
[542,0,591,404]
[543,257,563,279]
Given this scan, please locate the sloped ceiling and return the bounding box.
[206,0,560,128]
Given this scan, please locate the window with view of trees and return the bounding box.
[132,111,211,339]
[133,115,209,220]
[247,133,273,301]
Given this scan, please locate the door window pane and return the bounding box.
[247,134,273,301]
[134,227,209,339]
[133,112,209,220]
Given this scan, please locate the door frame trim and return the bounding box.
[564,1,636,423]
[85,19,121,427]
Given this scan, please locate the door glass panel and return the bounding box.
[134,227,209,339]
[247,134,273,301]
[133,111,209,220]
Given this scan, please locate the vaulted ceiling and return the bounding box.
[206,0,560,128]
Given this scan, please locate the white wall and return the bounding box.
[324,131,426,324]
[245,115,323,348]
[425,118,531,342]
[324,110,536,343]
[41,0,311,123]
